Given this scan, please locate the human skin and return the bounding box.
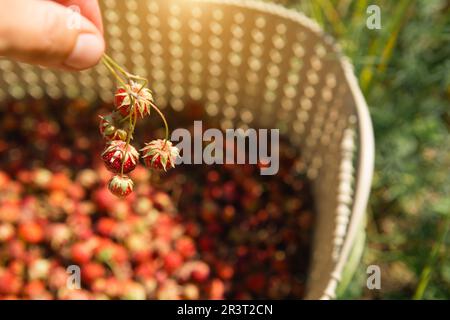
[0,0,104,70]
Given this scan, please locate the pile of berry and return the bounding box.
[0,99,314,299]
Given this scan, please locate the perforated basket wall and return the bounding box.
[0,0,374,299]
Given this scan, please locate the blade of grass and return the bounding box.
[413,216,450,299]
[359,0,413,94]
[316,0,347,36]
[309,0,325,27]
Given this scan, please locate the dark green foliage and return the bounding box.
[268,0,450,299]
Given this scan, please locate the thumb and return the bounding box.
[0,0,104,70]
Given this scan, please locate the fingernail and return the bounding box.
[64,33,104,70]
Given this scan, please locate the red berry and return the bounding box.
[93,187,118,211]
[0,270,22,295]
[95,241,128,264]
[217,263,234,280]
[140,139,179,171]
[0,223,15,242]
[209,279,225,300]
[23,280,46,298]
[191,261,210,282]
[108,175,134,198]
[96,217,117,237]
[101,140,139,174]
[175,237,196,259]
[114,87,128,115]
[18,222,44,244]
[81,262,105,285]
[164,251,183,273]
[99,112,127,141]
[71,242,93,265]
[7,240,26,260]
[114,83,153,118]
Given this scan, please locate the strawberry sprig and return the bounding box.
[100,54,179,197]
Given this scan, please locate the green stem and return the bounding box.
[119,114,131,123]
[413,216,450,300]
[103,53,130,78]
[120,98,137,176]
[150,101,169,142]
[101,56,127,88]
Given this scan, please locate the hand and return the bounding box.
[0,0,104,70]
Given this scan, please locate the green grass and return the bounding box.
[268,0,450,299]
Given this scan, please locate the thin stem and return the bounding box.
[119,114,131,123]
[413,216,450,300]
[103,54,149,85]
[101,57,127,88]
[137,80,148,94]
[149,101,169,142]
[120,97,137,176]
[103,53,129,78]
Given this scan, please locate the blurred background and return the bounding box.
[267,0,450,299]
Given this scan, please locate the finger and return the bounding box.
[0,0,104,70]
[54,0,103,33]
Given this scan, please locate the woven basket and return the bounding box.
[0,0,374,299]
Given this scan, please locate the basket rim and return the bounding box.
[192,0,375,299]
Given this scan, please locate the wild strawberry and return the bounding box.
[0,270,22,295]
[95,241,128,264]
[208,279,225,300]
[93,186,118,211]
[0,223,15,242]
[105,278,124,297]
[216,262,234,280]
[121,281,147,300]
[7,240,26,260]
[175,237,196,259]
[114,87,127,114]
[71,242,94,264]
[96,217,117,237]
[0,201,21,223]
[81,262,105,285]
[58,288,91,300]
[69,215,94,240]
[48,267,68,291]
[18,222,44,244]
[28,258,50,280]
[76,169,99,189]
[114,82,153,118]
[108,175,134,198]
[141,139,179,171]
[23,280,46,298]
[48,172,71,191]
[183,284,200,300]
[99,112,128,141]
[125,234,151,262]
[8,260,25,276]
[101,140,139,174]
[190,261,210,283]
[164,251,183,273]
[135,262,156,278]
[45,223,71,249]
[156,279,181,300]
